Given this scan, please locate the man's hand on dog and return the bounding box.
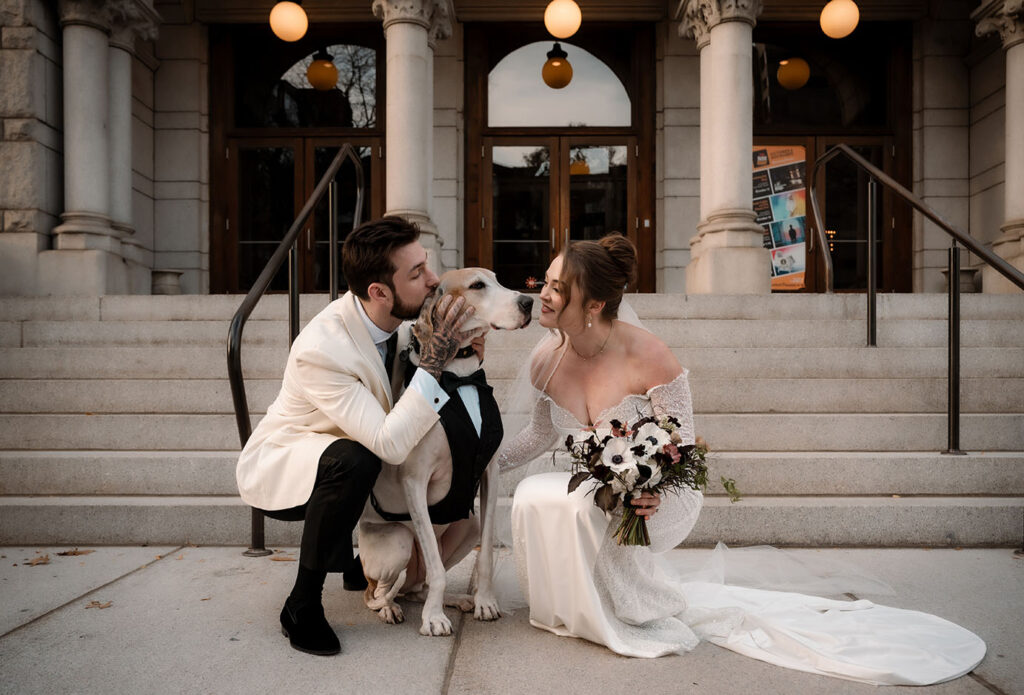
[419,294,476,381]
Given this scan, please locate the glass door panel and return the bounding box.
[823,143,884,291]
[567,143,629,242]
[235,144,298,292]
[491,144,552,290]
[310,143,375,292]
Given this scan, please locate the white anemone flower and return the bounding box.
[634,422,672,453]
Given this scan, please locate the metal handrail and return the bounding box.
[227,144,365,556]
[808,144,1024,453]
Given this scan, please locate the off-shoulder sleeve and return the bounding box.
[646,370,702,553]
[496,397,560,472]
[648,370,695,447]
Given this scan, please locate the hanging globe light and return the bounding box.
[819,0,859,39]
[306,49,338,90]
[776,58,810,90]
[269,1,308,42]
[544,0,582,39]
[542,42,573,89]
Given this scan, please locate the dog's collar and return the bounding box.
[409,333,478,360]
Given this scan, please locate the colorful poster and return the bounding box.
[753,146,807,290]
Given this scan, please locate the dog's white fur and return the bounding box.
[357,268,532,636]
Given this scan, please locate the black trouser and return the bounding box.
[261,439,382,573]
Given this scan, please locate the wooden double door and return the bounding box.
[215,137,382,294]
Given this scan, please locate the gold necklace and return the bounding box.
[570,323,613,360]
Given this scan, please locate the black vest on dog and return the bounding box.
[369,359,503,525]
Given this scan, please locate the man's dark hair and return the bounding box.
[342,216,421,299]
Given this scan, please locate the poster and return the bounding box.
[753,146,807,290]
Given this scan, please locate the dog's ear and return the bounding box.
[411,293,436,347]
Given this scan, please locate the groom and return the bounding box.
[236,216,477,655]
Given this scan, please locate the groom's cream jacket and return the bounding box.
[236,292,439,511]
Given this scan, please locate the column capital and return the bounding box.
[974,0,1024,50]
[106,0,161,50]
[372,0,454,35]
[676,0,763,49]
[59,0,110,33]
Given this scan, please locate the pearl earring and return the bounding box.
[586,314,593,329]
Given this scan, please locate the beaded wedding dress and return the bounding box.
[498,369,986,684]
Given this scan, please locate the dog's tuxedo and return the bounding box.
[369,356,503,525]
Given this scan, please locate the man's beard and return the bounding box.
[389,284,424,321]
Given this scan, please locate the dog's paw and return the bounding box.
[378,604,405,624]
[419,612,453,636]
[473,593,501,621]
[443,592,475,612]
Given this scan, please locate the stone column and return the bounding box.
[976,0,1024,293]
[53,0,113,246]
[678,0,769,294]
[372,0,453,270]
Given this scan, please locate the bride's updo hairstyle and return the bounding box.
[559,233,638,321]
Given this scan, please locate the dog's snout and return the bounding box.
[517,294,534,314]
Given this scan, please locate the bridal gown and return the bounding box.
[498,371,986,686]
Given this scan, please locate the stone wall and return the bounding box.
[433,23,462,272]
[655,19,700,293]
[0,0,62,295]
[967,38,1006,284]
[911,0,973,293]
[151,0,207,294]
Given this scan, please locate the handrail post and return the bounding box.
[329,180,339,301]
[944,241,965,455]
[866,177,877,347]
[288,244,300,344]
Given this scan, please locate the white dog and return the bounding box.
[357,268,533,636]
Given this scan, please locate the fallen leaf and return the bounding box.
[154,555,162,560]
[200,597,211,601]
[176,555,184,560]
[270,556,296,562]
[58,548,95,557]
[85,600,112,609]
[892,494,901,498]
[28,554,50,566]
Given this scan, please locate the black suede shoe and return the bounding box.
[342,555,368,591]
[279,598,340,656]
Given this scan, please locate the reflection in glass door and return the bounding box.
[490,143,553,289]
[822,143,885,291]
[487,138,632,291]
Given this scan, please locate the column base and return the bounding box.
[981,220,1024,294]
[685,209,770,294]
[38,248,130,295]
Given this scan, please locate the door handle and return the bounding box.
[564,227,569,248]
[550,227,555,250]
[306,227,312,251]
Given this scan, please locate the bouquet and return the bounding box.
[565,415,732,546]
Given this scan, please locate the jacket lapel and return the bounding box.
[337,292,394,409]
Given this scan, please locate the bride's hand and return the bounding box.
[630,491,661,519]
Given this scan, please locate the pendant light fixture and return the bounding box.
[306,49,338,90]
[543,0,582,39]
[269,0,308,42]
[776,58,810,90]
[542,42,573,89]
[819,0,859,39]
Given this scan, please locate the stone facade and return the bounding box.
[0,0,1018,295]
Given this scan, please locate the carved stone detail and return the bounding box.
[106,0,161,45]
[59,0,110,33]
[677,0,763,49]
[372,0,433,30]
[976,0,1024,49]
[428,0,455,48]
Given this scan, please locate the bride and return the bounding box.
[496,234,986,685]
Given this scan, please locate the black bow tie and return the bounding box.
[439,368,488,395]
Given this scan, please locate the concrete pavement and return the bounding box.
[0,545,1020,695]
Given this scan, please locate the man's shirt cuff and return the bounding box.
[408,367,450,413]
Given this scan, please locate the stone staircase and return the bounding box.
[1,293,1022,547]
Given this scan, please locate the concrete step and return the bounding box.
[2,346,1022,380]
[1,412,1021,451]
[11,317,1024,348]
[2,376,1021,414]
[4,450,1020,498]
[1,494,1019,546]
[3,293,1021,322]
